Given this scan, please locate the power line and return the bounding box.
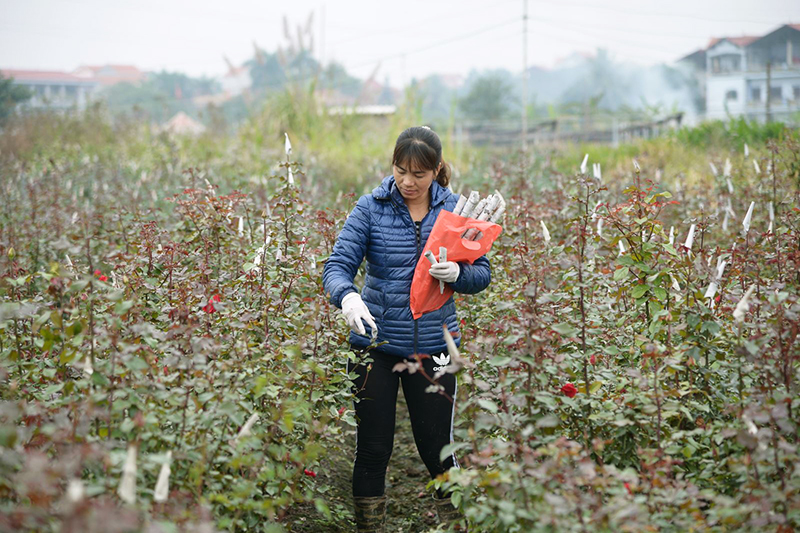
[531,0,790,26]
[529,18,700,58]
[342,17,520,74]
[327,0,520,48]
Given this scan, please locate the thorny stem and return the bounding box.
[577,180,593,447]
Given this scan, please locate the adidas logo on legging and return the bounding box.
[432,353,450,372]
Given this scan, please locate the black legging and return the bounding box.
[347,348,460,498]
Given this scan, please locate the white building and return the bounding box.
[219,59,251,98]
[680,24,800,122]
[1,69,98,110]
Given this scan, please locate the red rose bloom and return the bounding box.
[561,382,578,398]
[303,469,317,478]
[590,354,597,365]
[203,294,222,313]
[98,275,108,282]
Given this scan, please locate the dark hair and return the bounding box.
[392,126,452,188]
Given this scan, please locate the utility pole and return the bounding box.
[522,0,529,152]
[765,61,772,123]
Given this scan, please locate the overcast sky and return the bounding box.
[2,0,799,87]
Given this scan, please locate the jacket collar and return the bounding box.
[372,175,448,208]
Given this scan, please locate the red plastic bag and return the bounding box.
[410,210,503,319]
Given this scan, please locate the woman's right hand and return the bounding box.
[341,292,378,340]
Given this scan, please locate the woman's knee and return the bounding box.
[356,439,394,468]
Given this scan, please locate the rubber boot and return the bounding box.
[432,493,467,531]
[353,495,386,533]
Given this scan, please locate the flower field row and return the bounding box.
[0,114,798,531]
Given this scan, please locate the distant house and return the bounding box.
[161,111,206,136]
[0,69,97,110]
[679,24,800,121]
[220,61,251,98]
[73,64,145,87]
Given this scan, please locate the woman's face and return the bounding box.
[393,160,439,202]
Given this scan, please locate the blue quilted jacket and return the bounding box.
[322,175,492,358]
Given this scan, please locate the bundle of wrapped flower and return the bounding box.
[453,190,507,230]
[410,190,505,318]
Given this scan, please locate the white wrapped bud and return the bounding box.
[438,247,447,294]
[284,133,292,157]
[683,224,696,251]
[424,250,438,266]
[540,220,551,243]
[733,285,755,322]
[154,451,172,503]
[478,194,500,221]
[118,443,138,505]
[460,191,480,219]
[742,202,754,234]
[83,356,94,377]
[489,192,506,218]
[235,412,260,441]
[470,198,489,221]
[590,200,602,221]
[67,478,85,503]
[488,197,506,224]
[580,154,589,174]
[453,195,467,215]
[704,281,718,300]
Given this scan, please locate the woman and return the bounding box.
[322,126,491,532]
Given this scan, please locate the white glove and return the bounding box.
[429,261,460,284]
[341,292,378,339]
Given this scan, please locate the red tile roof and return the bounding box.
[73,64,145,86]
[1,69,91,82]
[706,24,799,49]
[707,36,760,48]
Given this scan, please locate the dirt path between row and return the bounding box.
[288,386,446,532]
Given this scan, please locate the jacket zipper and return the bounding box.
[390,193,435,357]
[414,220,421,355]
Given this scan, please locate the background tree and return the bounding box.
[459,73,514,122]
[0,74,32,124]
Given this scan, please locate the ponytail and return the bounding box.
[436,159,451,188]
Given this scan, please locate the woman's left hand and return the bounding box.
[429,261,460,284]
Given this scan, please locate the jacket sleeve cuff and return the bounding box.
[331,286,357,308]
[449,258,491,294]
